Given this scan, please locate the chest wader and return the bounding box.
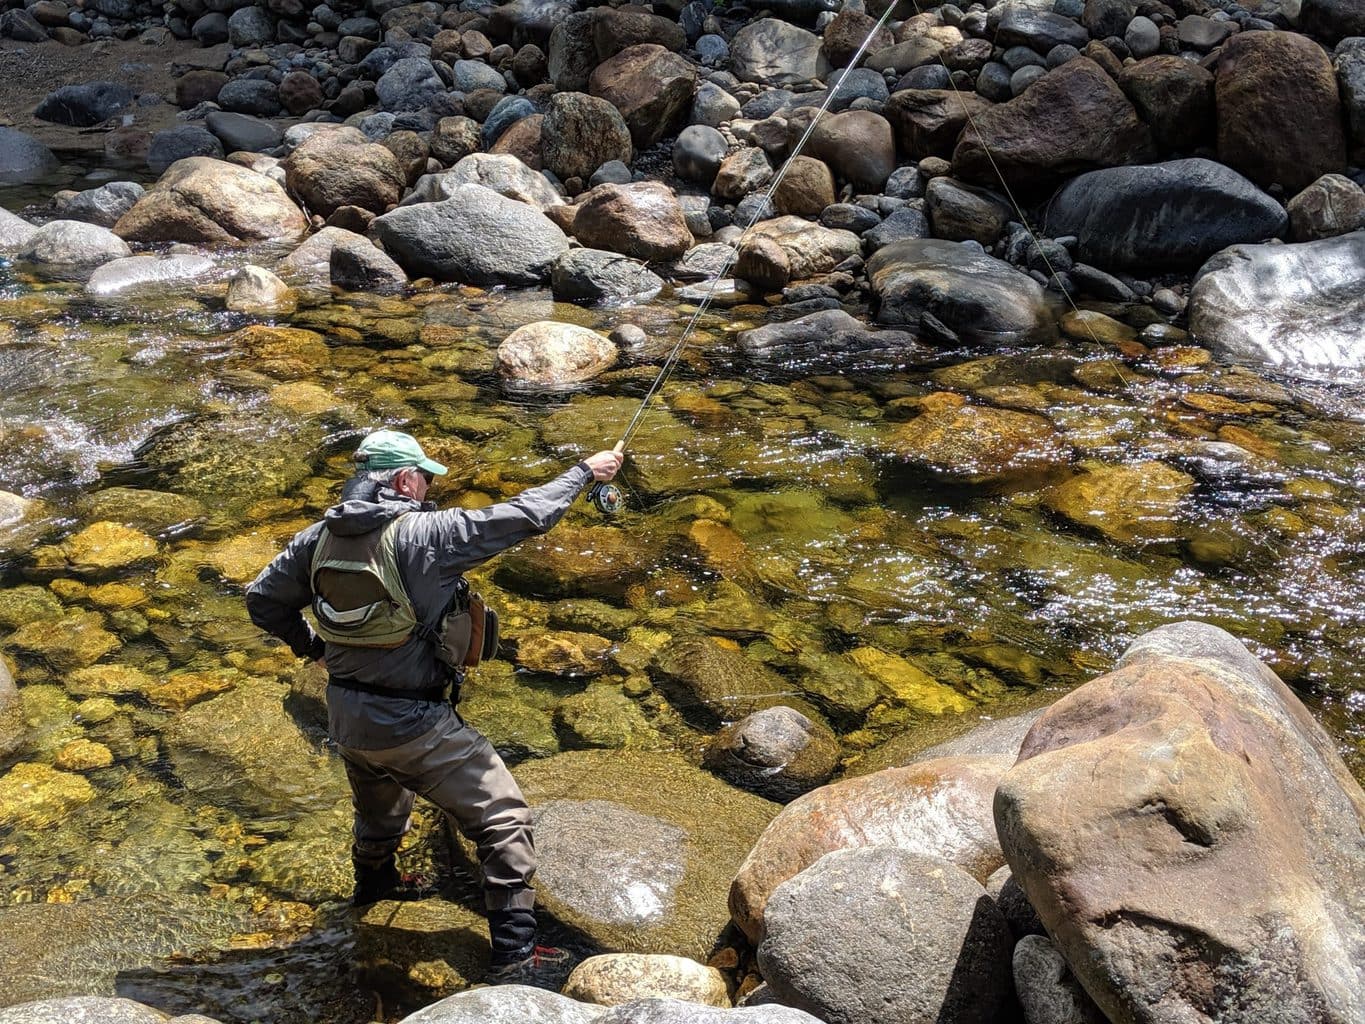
[309,516,500,701]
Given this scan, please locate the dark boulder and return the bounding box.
[35,82,134,126]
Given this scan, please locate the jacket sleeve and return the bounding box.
[426,462,594,573]
[245,522,326,661]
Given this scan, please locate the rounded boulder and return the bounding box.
[496,321,618,386]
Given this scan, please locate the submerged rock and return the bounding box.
[225,265,295,313]
[1043,462,1195,545]
[867,238,1051,341]
[730,756,1010,942]
[758,848,1013,1024]
[0,763,96,829]
[373,184,569,284]
[654,635,795,727]
[86,254,219,299]
[0,658,20,760]
[1044,160,1287,272]
[1188,231,1365,371]
[502,750,779,961]
[880,397,1064,485]
[995,622,1365,1024]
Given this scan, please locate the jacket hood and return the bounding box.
[322,476,433,536]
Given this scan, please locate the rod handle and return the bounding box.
[612,441,625,454]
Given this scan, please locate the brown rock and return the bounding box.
[542,92,633,182]
[1042,461,1194,545]
[282,126,406,216]
[771,156,835,217]
[1216,31,1348,193]
[996,622,1365,1024]
[278,70,323,115]
[431,28,463,63]
[175,70,227,109]
[1286,173,1365,241]
[383,130,430,185]
[114,157,307,244]
[885,89,994,161]
[712,147,772,202]
[104,127,151,165]
[1118,56,1214,153]
[589,43,696,148]
[430,115,482,166]
[796,108,897,193]
[488,113,546,169]
[880,399,1064,485]
[734,216,861,290]
[954,58,1155,191]
[822,7,893,66]
[572,182,692,261]
[591,5,685,61]
[729,755,1010,942]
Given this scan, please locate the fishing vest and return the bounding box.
[309,517,498,671]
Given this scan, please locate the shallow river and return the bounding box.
[1,169,1363,1022]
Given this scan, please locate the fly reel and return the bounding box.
[587,481,624,516]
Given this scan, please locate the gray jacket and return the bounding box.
[246,462,593,749]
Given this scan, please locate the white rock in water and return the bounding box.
[85,254,217,297]
[1189,230,1365,372]
[225,264,296,313]
[496,321,617,386]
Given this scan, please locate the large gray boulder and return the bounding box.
[377,57,447,112]
[1188,231,1365,372]
[85,254,218,297]
[730,21,829,86]
[51,182,144,228]
[398,985,604,1024]
[995,622,1365,1024]
[0,208,38,252]
[372,183,569,285]
[866,238,1051,341]
[17,220,131,266]
[758,848,1014,1024]
[34,82,133,126]
[0,127,57,184]
[596,1004,825,1024]
[147,126,224,175]
[405,153,563,211]
[1043,159,1287,272]
[551,248,663,304]
[0,996,168,1024]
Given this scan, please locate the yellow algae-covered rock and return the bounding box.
[5,612,120,671]
[848,647,973,715]
[67,664,156,698]
[0,762,96,828]
[55,738,115,771]
[85,583,148,611]
[198,533,283,586]
[145,669,238,711]
[514,631,612,677]
[1043,461,1195,545]
[227,325,330,380]
[880,399,1064,485]
[62,522,158,575]
[267,381,340,418]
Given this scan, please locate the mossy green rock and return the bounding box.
[500,750,779,961]
[5,612,120,671]
[0,586,63,630]
[0,762,97,828]
[460,692,560,759]
[77,487,208,532]
[495,525,655,599]
[355,898,489,1005]
[654,635,795,726]
[162,677,346,815]
[127,416,315,507]
[61,522,158,576]
[555,684,665,750]
[878,398,1065,484]
[1043,461,1196,545]
[1,658,22,760]
[514,630,612,677]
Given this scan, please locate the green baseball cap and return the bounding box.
[354,430,448,476]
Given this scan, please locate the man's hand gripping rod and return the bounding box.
[587,440,626,515]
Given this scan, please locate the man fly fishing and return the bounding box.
[245,429,623,987]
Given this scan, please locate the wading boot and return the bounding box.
[351,858,437,908]
[485,907,575,990]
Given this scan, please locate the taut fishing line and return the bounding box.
[589,0,1131,515]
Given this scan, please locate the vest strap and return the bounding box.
[328,675,449,703]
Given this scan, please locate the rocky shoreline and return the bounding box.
[0,0,1363,376]
[2,0,1365,1020]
